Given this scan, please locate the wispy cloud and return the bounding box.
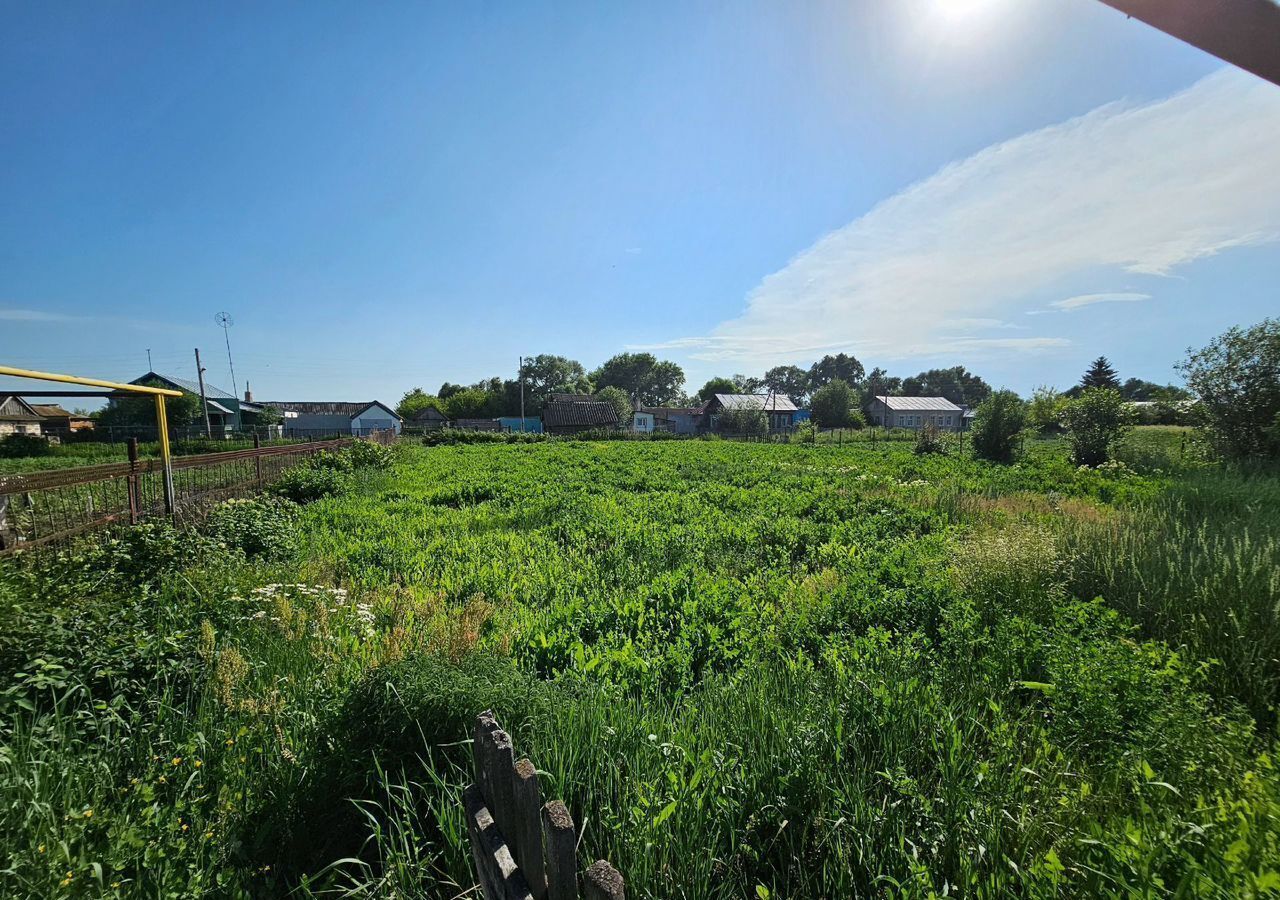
[0,308,93,323]
[650,69,1280,367]
[1049,292,1151,312]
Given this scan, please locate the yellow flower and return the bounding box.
[158,776,167,784]
[171,757,182,766]
[204,831,213,840]
[83,809,93,818]
[194,760,203,769]
[181,823,189,832]
[112,882,121,889]
[37,844,45,854]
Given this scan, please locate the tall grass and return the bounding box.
[1061,468,1280,728]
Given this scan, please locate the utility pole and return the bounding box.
[195,348,212,438]
[146,349,153,371]
[519,355,526,433]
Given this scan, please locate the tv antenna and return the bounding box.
[215,312,237,398]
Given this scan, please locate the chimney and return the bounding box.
[244,381,253,403]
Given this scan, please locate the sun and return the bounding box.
[934,0,999,23]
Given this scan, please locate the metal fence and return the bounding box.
[0,432,393,555]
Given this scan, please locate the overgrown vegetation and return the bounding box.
[2,435,1278,898]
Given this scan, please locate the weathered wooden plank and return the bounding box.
[465,783,535,900]
[583,861,624,900]
[513,758,547,900]
[542,800,578,900]
[483,729,519,858]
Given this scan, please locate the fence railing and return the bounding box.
[0,432,393,555]
[467,712,624,900]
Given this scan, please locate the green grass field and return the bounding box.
[2,436,1278,898]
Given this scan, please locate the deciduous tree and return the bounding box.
[1177,319,1280,459]
[810,379,857,428]
[591,353,685,405]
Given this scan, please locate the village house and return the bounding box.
[262,400,402,437]
[408,405,449,431]
[866,396,964,431]
[0,395,44,437]
[640,406,702,435]
[29,404,93,438]
[127,372,265,433]
[701,393,800,432]
[542,396,619,435]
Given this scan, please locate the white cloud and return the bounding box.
[656,69,1280,367]
[0,308,91,323]
[1048,292,1151,312]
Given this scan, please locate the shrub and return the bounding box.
[205,497,299,559]
[913,422,947,455]
[1177,318,1280,460]
[594,386,634,427]
[1027,385,1063,436]
[716,407,768,436]
[0,434,51,458]
[971,389,1027,463]
[1061,388,1134,467]
[272,464,350,503]
[345,439,394,470]
[810,380,857,428]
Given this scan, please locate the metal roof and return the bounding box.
[130,372,236,400]
[874,396,963,412]
[713,393,799,412]
[542,400,620,428]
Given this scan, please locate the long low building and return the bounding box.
[262,400,402,436]
[866,395,963,430]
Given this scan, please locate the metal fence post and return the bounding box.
[253,434,264,490]
[126,437,141,524]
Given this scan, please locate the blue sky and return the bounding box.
[2,0,1277,405]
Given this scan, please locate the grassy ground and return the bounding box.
[1,436,1278,898]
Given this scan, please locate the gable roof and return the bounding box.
[874,396,963,412]
[712,393,799,412]
[0,395,42,422]
[542,399,620,428]
[410,405,448,422]
[549,393,595,403]
[132,372,236,400]
[261,400,402,420]
[30,404,72,418]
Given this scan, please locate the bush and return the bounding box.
[344,440,394,470]
[971,389,1027,463]
[0,434,51,458]
[810,380,858,428]
[1027,386,1063,436]
[1177,318,1280,459]
[716,407,768,436]
[272,464,350,503]
[1061,388,1134,467]
[913,422,947,455]
[205,497,299,559]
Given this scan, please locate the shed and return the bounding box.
[542,399,620,435]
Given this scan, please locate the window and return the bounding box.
[945,415,952,426]
[897,415,905,426]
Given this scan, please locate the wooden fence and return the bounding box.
[468,712,624,900]
[0,432,393,555]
